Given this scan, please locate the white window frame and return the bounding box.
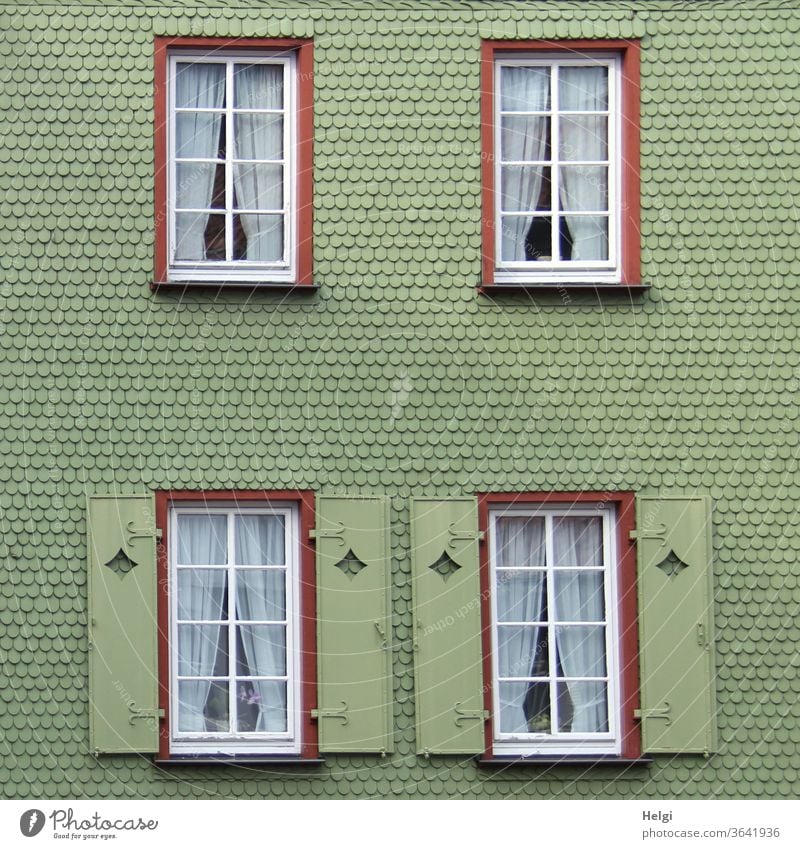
[493,54,622,285]
[167,52,297,284]
[169,502,302,755]
[489,502,621,756]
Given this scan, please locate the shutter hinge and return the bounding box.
[453,702,490,726]
[128,704,165,726]
[126,521,163,546]
[311,701,349,726]
[309,523,345,545]
[633,702,671,725]
[629,525,668,544]
[374,621,388,650]
[448,525,485,546]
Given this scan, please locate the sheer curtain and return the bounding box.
[558,67,607,261]
[233,65,284,261]
[177,515,227,732]
[174,65,225,261]
[235,515,287,732]
[497,517,546,732]
[553,517,607,733]
[501,67,549,261]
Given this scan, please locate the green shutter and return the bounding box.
[634,494,717,754]
[313,495,393,753]
[411,497,486,755]
[87,495,161,754]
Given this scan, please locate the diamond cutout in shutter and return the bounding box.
[429,551,461,582]
[334,549,368,580]
[104,548,138,578]
[655,549,690,579]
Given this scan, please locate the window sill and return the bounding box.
[151,280,319,293]
[155,755,325,767]
[479,282,650,297]
[477,755,652,768]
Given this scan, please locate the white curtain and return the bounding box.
[176,515,228,732]
[235,516,287,732]
[174,64,225,261]
[558,67,608,261]
[233,65,284,261]
[501,67,549,261]
[553,517,607,733]
[497,517,547,732]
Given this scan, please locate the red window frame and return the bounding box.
[478,491,641,759]
[153,37,314,288]
[480,40,641,290]
[155,489,318,760]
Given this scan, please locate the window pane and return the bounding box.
[233,163,283,210]
[175,111,224,159]
[177,625,228,676]
[552,516,604,567]
[234,515,286,565]
[500,116,550,162]
[176,515,227,564]
[236,681,287,733]
[236,569,286,621]
[176,163,225,210]
[175,63,226,109]
[557,681,608,733]
[178,681,229,733]
[500,66,550,112]
[174,213,226,261]
[558,166,608,211]
[558,116,608,161]
[497,570,546,622]
[498,625,548,678]
[237,625,286,676]
[233,214,283,262]
[559,66,608,112]
[234,113,283,161]
[501,216,554,263]
[234,64,283,109]
[496,516,546,566]
[553,571,605,622]
[498,682,551,734]
[501,166,551,212]
[558,216,608,262]
[555,626,607,676]
[177,569,227,621]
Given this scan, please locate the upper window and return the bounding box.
[481,42,640,286]
[488,501,622,755]
[169,502,301,754]
[154,39,313,286]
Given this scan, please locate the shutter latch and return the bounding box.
[633,702,671,725]
[311,701,349,726]
[453,702,490,726]
[629,525,668,544]
[128,704,165,726]
[309,523,345,545]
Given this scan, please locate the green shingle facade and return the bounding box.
[1,1,799,798]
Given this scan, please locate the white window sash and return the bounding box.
[493,55,622,284]
[169,504,302,754]
[167,53,297,283]
[490,504,621,756]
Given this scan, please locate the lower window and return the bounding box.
[169,502,301,754]
[489,501,621,755]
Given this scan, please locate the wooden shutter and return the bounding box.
[411,497,486,755]
[313,495,393,753]
[633,494,717,754]
[87,495,161,753]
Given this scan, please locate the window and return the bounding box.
[486,497,635,757]
[168,500,303,755]
[481,41,640,286]
[154,38,313,286]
